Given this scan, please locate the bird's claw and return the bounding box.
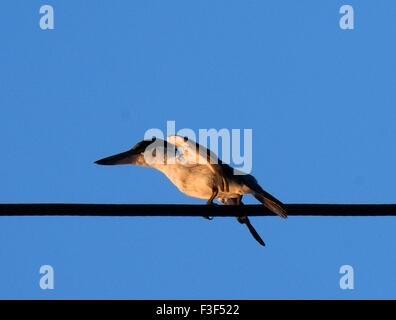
[205,194,218,220]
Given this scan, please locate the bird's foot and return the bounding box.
[237,215,248,224]
[204,201,218,220]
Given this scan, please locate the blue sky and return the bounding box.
[1,0,396,299]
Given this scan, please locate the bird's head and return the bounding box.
[94,137,177,166]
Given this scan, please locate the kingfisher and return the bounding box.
[95,135,287,246]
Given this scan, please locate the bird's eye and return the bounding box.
[183,136,188,142]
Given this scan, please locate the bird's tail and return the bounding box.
[237,216,265,246]
[251,190,287,218]
[243,175,287,218]
[250,189,287,219]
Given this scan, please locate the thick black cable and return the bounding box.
[0,203,395,216]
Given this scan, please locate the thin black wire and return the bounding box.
[0,203,395,216]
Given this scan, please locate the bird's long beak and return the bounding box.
[94,150,138,165]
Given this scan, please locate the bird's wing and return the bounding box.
[166,135,219,165]
[167,135,229,192]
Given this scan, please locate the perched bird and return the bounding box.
[95,136,287,246]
